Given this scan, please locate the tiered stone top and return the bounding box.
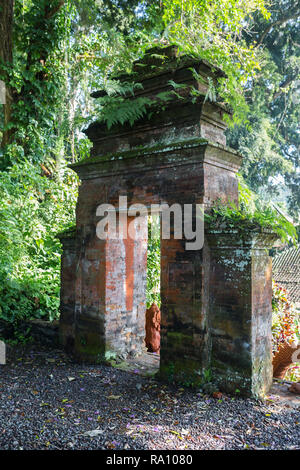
[83,45,232,159]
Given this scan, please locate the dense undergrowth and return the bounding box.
[0,160,78,325]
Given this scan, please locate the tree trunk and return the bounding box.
[0,0,14,147]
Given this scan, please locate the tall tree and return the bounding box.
[0,0,14,147]
[0,0,69,168]
[227,0,300,219]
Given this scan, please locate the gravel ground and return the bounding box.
[0,343,299,451]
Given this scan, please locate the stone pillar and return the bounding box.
[59,214,148,362]
[159,232,211,383]
[103,214,148,360]
[72,228,106,362]
[58,229,78,353]
[207,228,278,398]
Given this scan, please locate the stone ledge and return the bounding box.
[206,225,279,249]
[72,137,209,167]
[71,138,242,180]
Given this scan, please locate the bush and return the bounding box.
[0,160,78,325]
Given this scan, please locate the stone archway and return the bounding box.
[58,46,276,398]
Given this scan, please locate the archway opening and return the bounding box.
[145,213,161,362]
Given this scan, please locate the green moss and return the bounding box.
[74,333,106,363]
[211,364,253,396]
[205,190,296,246]
[211,357,251,375]
[166,331,193,348]
[159,357,205,387]
[71,137,209,168]
[97,54,196,87]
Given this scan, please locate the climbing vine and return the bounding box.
[205,177,298,246]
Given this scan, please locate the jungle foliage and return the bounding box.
[227,0,300,219]
[205,176,298,245]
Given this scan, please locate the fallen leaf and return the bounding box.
[107,442,116,449]
[81,429,104,437]
[181,428,190,435]
[169,430,183,439]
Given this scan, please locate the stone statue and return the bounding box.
[145,304,161,353]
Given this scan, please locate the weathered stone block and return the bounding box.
[207,228,278,397]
